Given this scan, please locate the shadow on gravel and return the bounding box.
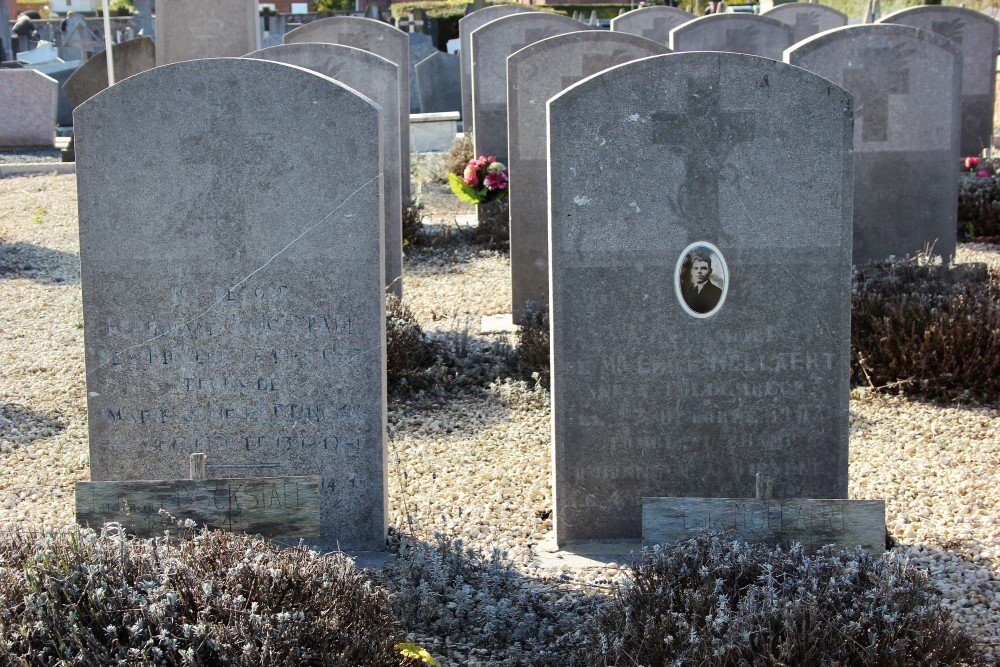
[0,242,80,285]
[0,402,67,449]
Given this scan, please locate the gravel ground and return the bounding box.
[1,172,999,661]
[0,150,62,165]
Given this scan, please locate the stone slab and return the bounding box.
[64,37,156,108]
[763,3,848,44]
[75,57,387,552]
[471,11,583,166]
[416,50,461,113]
[459,4,534,131]
[610,6,695,46]
[285,16,411,202]
[408,32,437,113]
[670,14,794,58]
[27,59,80,126]
[786,24,960,264]
[411,110,459,151]
[480,312,517,334]
[877,6,999,157]
[244,43,404,300]
[643,497,886,551]
[76,476,321,538]
[548,52,853,546]
[508,31,669,325]
[0,69,57,148]
[155,0,260,65]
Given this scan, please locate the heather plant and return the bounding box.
[381,534,603,665]
[443,134,474,183]
[594,534,983,666]
[387,294,441,395]
[852,255,1000,402]
[403,199,426,249]
[958,172,1000,240]
[515,301,550,389]
[0,526,419,666]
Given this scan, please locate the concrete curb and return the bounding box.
[0,162,76,178]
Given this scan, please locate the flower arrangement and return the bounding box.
[448,155,509,204]
[961,156,994,178]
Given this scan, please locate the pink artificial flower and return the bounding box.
[485,170,508,191]
[965,156,980,170]
[977,169,991,178]
[463,164,479,186]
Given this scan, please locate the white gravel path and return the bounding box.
[1,173,998,660]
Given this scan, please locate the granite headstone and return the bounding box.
[508,31,670,324]
[787,24,960,264]
[548,52,853,545]
[284,16,411,201]
[763,3,848,44]
[59,13,90,62]
[408,32,437,113]
[64,37,156,107]
[155,0,260,65]
[75,58,387,551]
[670,14,794,58]
[0,69,57,147]
[459,4,534,132]
[244,43,404,299]
[877,6,998,157]
[471,11,583,165]
[28,60,80,127]
[610,6,695,45]
[416,50,461,113]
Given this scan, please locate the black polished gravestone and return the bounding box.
[547,52,853,546]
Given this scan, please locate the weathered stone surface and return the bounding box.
[0,69,57,147]
[471,11,583,165]
[877,6,998,157]
[244,43,403,299]
[459,4,534,131]
[27,60,79,127]
[75,58,387,551]
[610,6,695,45]
[548,52,853,545]
[787,24,960,264]
[508,32,669,324]
[763,3,847,43]
[670,14,794,58]
[59,13,91,62]
[416,50,461,113]
[408,32,437,113]
[64,37,156,108]
[285,16,411,201]
[155,0,260,65]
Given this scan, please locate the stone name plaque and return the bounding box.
[76,476,321,538]
[643,497,886,551]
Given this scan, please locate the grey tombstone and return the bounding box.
[548,52,853,545]
[877,6,998,157]
[416,50,461,113]
[64,37,156,108]
[0,69,57,147]
[610,6,696,46]
[134,0,154,38]
[508,31,670,324]
[156,0,260,65]
[408,32,437,113]
[59,13,90,62]
[75,58,387,552]
[285,16,411,202]
[28,60,81,126]
[244,43,404,299]
[670,14,794,58]
[1,0,10,64]
[787,25,960,264]
[763,3,847,44]
[459,5,534,132]
[471,12,583,165]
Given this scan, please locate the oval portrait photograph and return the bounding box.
[674,242,728,318]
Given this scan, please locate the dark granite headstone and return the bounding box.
[416,50,461,113]
[459,4,534,131]
[670,14,794,58]
[610,6,695,45]
[548,52,853,545]
[763,3,848,44]
[285,16,411,201]
[245,43,404,300]
[877,6,999,157]
[508,31,670,324]
[75,58,387,551]
[407,32,437,113]
[787,24,960,264]
[64,37,156,108]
